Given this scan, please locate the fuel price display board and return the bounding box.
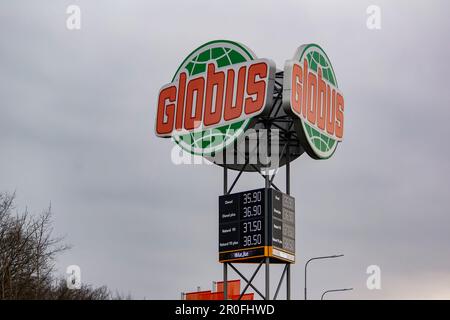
[270,189,295,262]
[218,188,295,263]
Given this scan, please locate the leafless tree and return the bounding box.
[0,192,120,300]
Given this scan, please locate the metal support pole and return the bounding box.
[223,153,228,300]
[229,262,266,300]
[265,171,270,300]
[286,140,290,195]
[287,265,291,300]
[223,164,227,195]
[273,264,288,300]
[223,263,228,300]
[265,257,270,300]
[217,88,300,302]
[286,136,291,300]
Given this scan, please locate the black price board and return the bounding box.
[219,188,295,263]
[219,188,266,255]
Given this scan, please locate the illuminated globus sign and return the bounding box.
[154,39,344,162]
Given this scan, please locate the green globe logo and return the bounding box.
[171,40,257,156]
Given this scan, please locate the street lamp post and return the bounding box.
[321,288,353,300]
[304,254,344,300]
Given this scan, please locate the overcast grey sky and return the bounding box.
[1,0,450,299]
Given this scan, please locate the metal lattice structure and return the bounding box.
[221,71,299,300]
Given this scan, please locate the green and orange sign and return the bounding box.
[155,40,344,162]
[283,44,344,159]
[155,40,275,155]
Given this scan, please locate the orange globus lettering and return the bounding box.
[286,56,344,143]
[223,66,246,121]
[317,68,327,131]
[156,85,176,135]
[155,59,273,137]
[335,92,344,139]
[291,63,302,115]
[156,41,344,160]
[204,64,225,127]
